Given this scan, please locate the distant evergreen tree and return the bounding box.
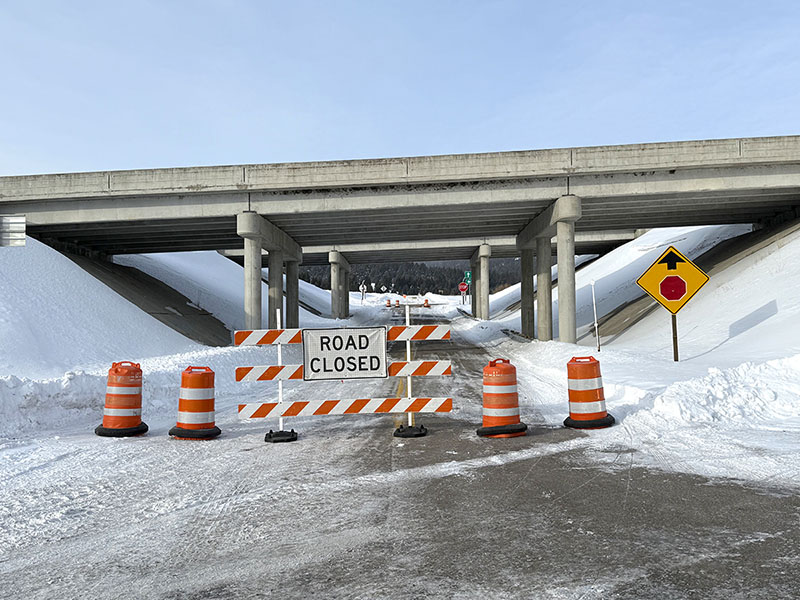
[299,258,521,294]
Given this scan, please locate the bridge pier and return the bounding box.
[243,236,262,330]
[516,195,581,343]
[285,260,299,328]
[520,248,535,338]
[329,251,351,319]
[470,244,491,319]
[268,250,284,329]
[556,220,577,343]
[536,236,553,341]
[470,258,477,317]
[237,211,302,331]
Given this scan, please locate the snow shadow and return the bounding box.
[686,299,778,361]
[729,299,778,338]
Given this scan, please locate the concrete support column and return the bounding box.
[469,260,477,317]
[478,244,491,320]
[536,236,553,341]
[343,269,350,317]
[268,250,284,329]
[285,260,300,328]
[520,249,535,338]
[243,236,262,330]
[556,220,577,343]
[330,261,341,318]
[328,251,350,319]
[237,211,301,332]
[471,260,479,317]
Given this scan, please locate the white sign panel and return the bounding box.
[0,215,25,247]
[303,327,387,381]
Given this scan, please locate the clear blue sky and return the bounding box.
[1,0,799,175]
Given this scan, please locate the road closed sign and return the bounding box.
[303,327,387,381]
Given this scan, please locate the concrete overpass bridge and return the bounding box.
[1,135,799,342]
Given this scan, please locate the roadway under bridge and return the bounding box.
[2,135,799,341]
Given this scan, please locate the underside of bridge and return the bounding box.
[3,135,800,342]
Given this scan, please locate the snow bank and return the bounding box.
[114,251,332,328]
[0,238,198,379]
[0,344,281,439]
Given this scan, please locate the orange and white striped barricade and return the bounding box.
[95,361,148,437]
[238,397,452,419]
[235,320,454,440]
[169,366,221,440]
[477,359,527,438]
[386,325,451,342]
[564,356,615,429]
[234,324,303,443]
[391,307,452,437]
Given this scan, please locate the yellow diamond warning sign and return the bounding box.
[636,246,709,314]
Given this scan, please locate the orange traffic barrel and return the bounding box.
[423,298,430,308]
[95,361,148,437]
[395,300,400,307]
[169,367,221,440]
[386,299,391,307]
[564,357,615,429]
[477,359,527,438]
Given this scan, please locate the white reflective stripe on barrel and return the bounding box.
[103,407,142,417]
[106,386,142,396]
[179,387,215,400]
[567,377,603,391]
[483,406,520,417]
[569,400,607,414]
[483,384,518,395]
[177,411,216,424]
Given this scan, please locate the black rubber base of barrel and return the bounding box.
[394,424,427,438]
[564,414,615,429]
[476,422,528,437]
[265,429,298,443]
[169,425,221,440]
[95,422,149,437]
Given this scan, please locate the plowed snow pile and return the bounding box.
[0,238,199,379]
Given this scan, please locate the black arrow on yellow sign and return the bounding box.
[658,250,686,270]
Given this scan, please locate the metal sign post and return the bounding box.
[590,280,600,352]
[276,310,284,433]
[636,245,709,362]
[672,314,679,361]
[405,303,413,429]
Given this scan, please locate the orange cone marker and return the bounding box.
[477,359,527,438]
[95,361,148,437]
[564,357,615,429]
[169,367,221,440]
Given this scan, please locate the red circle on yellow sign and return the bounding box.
[660,275,687,301]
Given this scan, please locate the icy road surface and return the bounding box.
[2,306,799,599]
